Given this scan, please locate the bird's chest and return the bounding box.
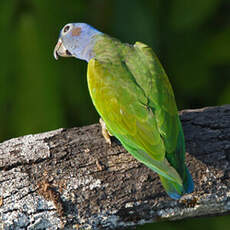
[88,61,127,101]
[88,69,115,102]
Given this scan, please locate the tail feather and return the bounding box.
[161,120,194,199]
[115,121,194,200]
[159,175,183,199]
[160,165,194,199]
[183,166,194,194]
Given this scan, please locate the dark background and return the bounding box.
[0,0,230,229]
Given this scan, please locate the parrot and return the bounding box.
[54,23,194,199]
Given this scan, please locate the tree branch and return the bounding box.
[1,105,230,229]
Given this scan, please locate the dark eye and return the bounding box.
[64,25,70,33]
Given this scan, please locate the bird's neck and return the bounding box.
[78,32,103,62]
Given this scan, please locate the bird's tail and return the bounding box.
[160,121,194,199]
[116,119,194,200]
[159,165,194,199]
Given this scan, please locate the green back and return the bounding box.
[87,35,185,185]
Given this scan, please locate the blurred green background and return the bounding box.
[0,0,230,229]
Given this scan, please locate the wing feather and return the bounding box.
[87,58,165,161]
[132,42,180,153]
[87,39,183,184]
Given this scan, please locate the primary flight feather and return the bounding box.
[54,23,194,199]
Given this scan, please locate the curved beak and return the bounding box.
[53,39,72,60]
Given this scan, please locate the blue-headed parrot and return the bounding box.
[54,23,194,199]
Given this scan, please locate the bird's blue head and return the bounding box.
[54,23,102,62]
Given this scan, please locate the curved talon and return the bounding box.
[99,118,112,145]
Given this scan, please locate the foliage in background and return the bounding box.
[0,0,229,141]
[0,0,229,229]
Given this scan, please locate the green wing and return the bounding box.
[87,36,182,186]
[130,42,180,154]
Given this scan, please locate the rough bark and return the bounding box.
[1,105,230,230]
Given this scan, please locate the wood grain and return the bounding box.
[1,105,230,229]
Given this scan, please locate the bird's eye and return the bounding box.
[63,25,70,33]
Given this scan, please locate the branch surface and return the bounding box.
[1,105,230,229]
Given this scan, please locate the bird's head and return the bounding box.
[54,23,102,62]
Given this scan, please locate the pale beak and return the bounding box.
[53,39,72,60]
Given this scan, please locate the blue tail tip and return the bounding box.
[184,168,194,194]
[168,173,194,200]
[168,192,182,200]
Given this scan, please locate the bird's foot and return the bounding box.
[99,118,112,145]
